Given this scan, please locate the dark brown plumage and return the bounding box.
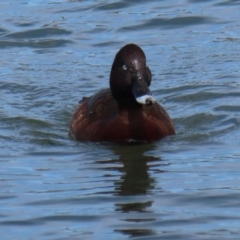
[70,44,175,142]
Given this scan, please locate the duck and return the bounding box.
[70,43,175,142]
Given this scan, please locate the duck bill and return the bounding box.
[131,78,155,105]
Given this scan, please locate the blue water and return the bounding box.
[1,0,240,239]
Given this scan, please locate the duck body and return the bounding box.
[70,44,175,142]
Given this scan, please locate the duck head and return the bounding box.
[110,44,155,106]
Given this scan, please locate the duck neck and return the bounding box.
[117,98,143,111]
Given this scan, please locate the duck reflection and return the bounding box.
[112,143,158,197]
[98,143,166,238]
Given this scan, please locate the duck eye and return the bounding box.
[123,65,127,70]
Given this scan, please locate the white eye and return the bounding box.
[123,65,127,70]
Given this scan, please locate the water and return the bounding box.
[1,0,240,239]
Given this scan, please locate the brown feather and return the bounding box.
[70,88,174,142]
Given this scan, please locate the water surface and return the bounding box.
[1,0,240,239]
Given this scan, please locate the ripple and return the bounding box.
[5,27,72,39]
[215,37,240,43]
[0,116,52,128]
[0,39,72,48]
[0,219,42,226]
[119,16,215,31]
[170,90,240,103]
[214,105,240,112]
[0,27,8,36]
[92,40,123,47]
[115,228,156,238]
[215,0,240,6]
[0,27,72,48]
[14,22,38,27]
[189,0,214,2]
[94,2,130,10]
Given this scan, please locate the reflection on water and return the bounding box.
[113,145,157,196]
[1,0,240,239]
[114,147,157,238]
[99,144,160,238]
